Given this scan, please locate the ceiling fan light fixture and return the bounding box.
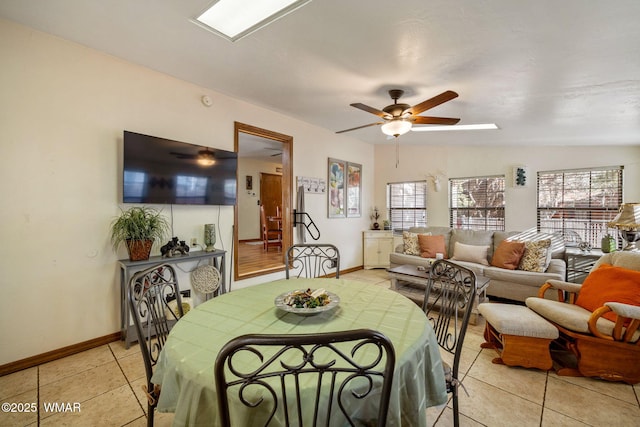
[197,151,216,166]
[381,119,412,137]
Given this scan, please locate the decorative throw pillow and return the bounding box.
[491,240,526,270]
[417,234,447,259]
[518,239,551,272]
[450,242,490,266]
[576,264,640,322]
[403,231,430,256]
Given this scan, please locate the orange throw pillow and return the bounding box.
[576,264,640,322]
[491,240,526,270]
[418,234,447,258]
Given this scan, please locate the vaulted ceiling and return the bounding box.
[2,0,640,146]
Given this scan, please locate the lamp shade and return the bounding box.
[607,203,640,231]
[381,119,412,137]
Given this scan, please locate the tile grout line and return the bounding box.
[539,371,549,427]
[109,343,147,421]
[36,365,40,426]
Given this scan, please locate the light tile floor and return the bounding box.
[1,269,638,426]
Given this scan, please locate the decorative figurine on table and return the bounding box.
[370,207,381,230]
[601,234,616,253]
[161,237,190,257]
[204,224,216,252]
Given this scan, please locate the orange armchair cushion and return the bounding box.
[418,234,447,259]
[576,263,640,322]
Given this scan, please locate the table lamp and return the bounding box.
[607,203,640,251]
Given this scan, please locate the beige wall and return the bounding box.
[0,19,373,365]
[374,144,640,231]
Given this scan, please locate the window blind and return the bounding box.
[387,181,427,232]
[537,166,623,248]
[449,175,505,230]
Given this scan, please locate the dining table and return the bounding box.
[151,278,448,426]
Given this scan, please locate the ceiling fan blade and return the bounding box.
[170,151,196,159]
[408,90,459,115]
[412,116,460,125]
[350,103,388,118]
[335,121,384,134]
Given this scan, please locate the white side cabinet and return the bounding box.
[363,230,394,269]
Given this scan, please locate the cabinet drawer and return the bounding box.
[363,231,393,239]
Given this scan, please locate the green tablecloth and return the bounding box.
[152,278,447,426]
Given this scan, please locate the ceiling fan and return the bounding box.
[336,89,460,137]
[171,148,216,166]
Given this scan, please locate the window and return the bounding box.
[387,181,427,232]
[537,166,623,248]
[450,176,505,230]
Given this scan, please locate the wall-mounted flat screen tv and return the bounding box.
[123,131,237,205]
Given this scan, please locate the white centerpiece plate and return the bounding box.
[274,290,340,316]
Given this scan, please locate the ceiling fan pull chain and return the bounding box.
[395,138,399,168]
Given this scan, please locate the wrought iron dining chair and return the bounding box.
[285,243,340,278]
[423,260,477,427]
[214,329,395,427]
[129,263,185,427]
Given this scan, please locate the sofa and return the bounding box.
[390,226,566,302]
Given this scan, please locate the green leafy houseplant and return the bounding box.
[110,206,170,261]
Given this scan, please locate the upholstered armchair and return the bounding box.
[525,251,640,384]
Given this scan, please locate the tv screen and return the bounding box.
[123,131,237,205]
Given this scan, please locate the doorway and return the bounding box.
[234,122,292,281]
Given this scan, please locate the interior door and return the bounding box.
[260,173,282,220]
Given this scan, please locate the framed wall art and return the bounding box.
[328,158,346,218]
[346,162,362,217]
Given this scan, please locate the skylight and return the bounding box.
[194,0,312,42]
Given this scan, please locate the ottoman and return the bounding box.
[478,303,559,370]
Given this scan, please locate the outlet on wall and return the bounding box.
[191,237,198,246]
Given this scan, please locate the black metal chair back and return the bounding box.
[129,263,184,427]
[423,260,477,427]
[214,329,395,427]
[285,243,340,278]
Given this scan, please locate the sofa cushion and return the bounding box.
[409,226,452,251]
[418,234,447,258]
[450,229,494,261]
[483,266,563,288]
[403,231,430,256]
[576,264,640,322]
[507,231,565,260]
[450,242,490,266]
[390,251,433,267]
[518,239,551,272]
[491,240,526,270]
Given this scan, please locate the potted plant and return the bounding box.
[110,206,170,261]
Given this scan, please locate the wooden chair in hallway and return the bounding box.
[260,204,282,251]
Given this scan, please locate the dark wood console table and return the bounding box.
[118,250,226,348]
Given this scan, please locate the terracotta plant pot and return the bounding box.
[126,239,153,261]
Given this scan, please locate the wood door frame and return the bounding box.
[234,122,292,281]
